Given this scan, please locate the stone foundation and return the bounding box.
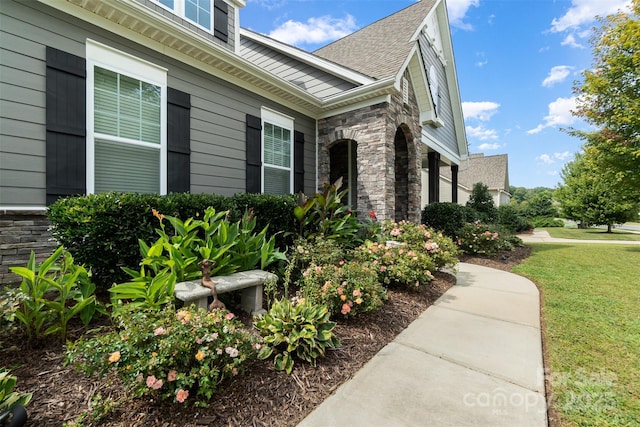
[0,211,58,285]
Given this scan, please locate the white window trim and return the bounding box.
[86,39,168,194]
[261,107,294,194]
[151,0,215,33]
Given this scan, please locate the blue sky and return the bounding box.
[239,0,632,189]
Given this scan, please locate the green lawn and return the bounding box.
[513,244,640,426]
[542,227,640,241]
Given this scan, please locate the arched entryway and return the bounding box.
[329,140,358,208]
[394,127,410,221]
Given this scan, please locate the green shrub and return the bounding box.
[498,205,534,233]
[531,217,565,228]
[456,222,513,256]
[421,202,478,239]
[8,246,102,343]
[48,192,295,288]
[254,298,340,374]
[299,260,386,318]
[67,305,256,406]
[379,220,459,270]
[467,182,499,223]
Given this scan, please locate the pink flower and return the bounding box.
[341,304,351,315]
[153,327,166,336]
[353,289,362,297]
[146,375,163,390]
[176,389,189,403]
[225,347,239,358]
[390,228,401,237]
[315,266,322,273]
[167,370,177,382]
[380,266,387,272]
[225,312,235,320]
[339,260,345,265]
[337,287,343,295]
[196,337,203,344]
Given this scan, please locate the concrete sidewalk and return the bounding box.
[520,229,640,244]
[299,263,547,427]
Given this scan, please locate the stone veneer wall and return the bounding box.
[0,211,58,285]
[318,70,422,222]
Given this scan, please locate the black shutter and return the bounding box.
[167,88,191,193]
[246,114,262,193]
[214,0,229,43]
[46,47,86,205]
[294,130,305,194]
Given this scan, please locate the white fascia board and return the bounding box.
[37,0,323,116]
[317,95,391,120]
[321,77,396,107]
[229,0,246,8]
[404,48,437,121]
[422,128,463,165]
[437,0,469,158]
[240,29,375,86]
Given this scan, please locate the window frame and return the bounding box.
[86,39,168,195]
[261,107,294,195]
[152,0,215,33]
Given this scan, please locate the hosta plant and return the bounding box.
[254,298,340,374]
[67,305,256,406]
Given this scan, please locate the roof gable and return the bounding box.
[313,0,438,80]
[453,154,510,190]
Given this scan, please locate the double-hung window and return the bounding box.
[86,40,167,194]
[261,108,294,195]
[154,0,213,31]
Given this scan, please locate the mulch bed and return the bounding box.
[2,247,531,426]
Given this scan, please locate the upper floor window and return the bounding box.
[154,0,213,31]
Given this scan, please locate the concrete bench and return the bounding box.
[174,269,276,316]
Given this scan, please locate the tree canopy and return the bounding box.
[572,0,640,202]
[556,152,638,231]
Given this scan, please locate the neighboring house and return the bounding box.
[441,153,511,206]
[0,0,469,283]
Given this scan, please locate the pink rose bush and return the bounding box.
[67,305,256,406]
[300,260,386,318]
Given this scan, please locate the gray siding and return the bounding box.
[240,37,357,98]
[418,36,459,156]
[0,0,316,207]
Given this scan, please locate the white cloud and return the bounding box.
[542,65,574,87]
[527,97,577,134]
[466,125,498,141]
[554,151,572,161]
[446,0,480,30]
[461,101,500,121]
[478,142,501,150]
[560,34,584,49]
[537,151,573,165]
[268,14,358,46]
[538,154,554,164]
[550,0,631,33]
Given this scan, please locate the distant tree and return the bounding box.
[571,0,640,202]
[526,190,558,218]
[466,182,498,223]
[556,153,638,232]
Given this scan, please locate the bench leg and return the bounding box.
[241,285,265,316]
